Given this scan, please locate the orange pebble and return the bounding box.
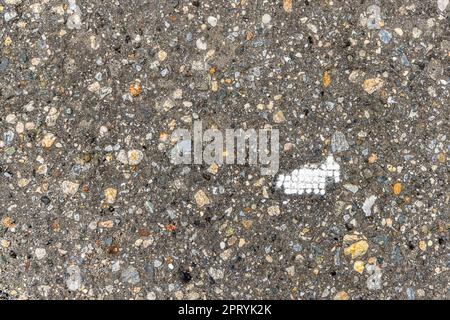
[393,182,402,196]
[166,224,177,232]
[129,82,142,97]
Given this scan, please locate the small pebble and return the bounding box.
[262,14,271,24]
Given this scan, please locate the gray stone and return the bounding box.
[66,265,82,291]
[331,131,349,153]
[121,266,140,285]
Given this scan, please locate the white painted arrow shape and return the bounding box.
[276,155,341,195]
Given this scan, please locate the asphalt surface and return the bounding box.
[0,0,449,300]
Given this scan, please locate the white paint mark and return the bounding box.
[276,155,341,195]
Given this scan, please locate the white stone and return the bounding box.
[5,0,23,5]
[16,122,24,134]
[121,266,140,284]
[23,101,35,112]
[99,126,108,136]
[366,268,383,290]
[362,195,377,216]
[66,265,82,291]
[207,16,218,27]
[331,131,349,153]
[5,114,17,124]
[87,81,100,92]
[116,150,128,164]
[35,248,47,260]
[344,184,359,194]
[262,14,271,24]
[45,107,60,127]
[307,23,318,33]
[412,27,422,38]
[30,3,43,14]
[146,292,157,300]
[111,261,121,272]
[267,205,281,216]
[67,14,82,29]
[4,10,18,23]
[66,0,82,30]
[173,88,183,100]
[394,28,404,36]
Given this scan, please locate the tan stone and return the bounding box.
[267,205,281,216]
[334,291,350,300]
[363,77,384,94]
[41,133,56,149]
[104,188,118,204]
[61,181,79,196]
[98,220,114,228]
[283,0,293,13]
[194,190,210,208]
[273,111,286,124]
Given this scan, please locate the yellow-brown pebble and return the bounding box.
[323,70,332,88]
[344,240,369,259]
[334,291,350,300]
[104,188,118,204]
[393,182,403,196]
[194,190,210,208]
[354,260,365,274]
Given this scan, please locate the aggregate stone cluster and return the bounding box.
[0,0,449,300]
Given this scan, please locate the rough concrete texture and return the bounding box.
[0,0,449,300]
